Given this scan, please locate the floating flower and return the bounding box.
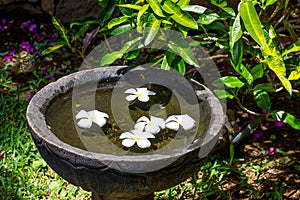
[165,114,195,131]
[120,130,155,148]
[134,116,165,134]
[75,110,109,128]
[124,87,156,102]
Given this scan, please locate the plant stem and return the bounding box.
[235,97,261,116]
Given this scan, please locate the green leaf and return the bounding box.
[41,44,64,55]
[219,76,245,88]
[161,55,171,70]
[101,0,116,21]
[98,0,108,7]
[197,13,220,25]
[100,37,142,66]
[239,1,266,46]
[211,0,235,16]
[52,15,70,48]
[168,34,199,67]
[254,90,271,111]
[254,83,277,92]
[282,40,300,56]
[137,4,149,33]
[251,64,264,81]
[117,4,142,10]
[174,57,186,75]
[110,24,134,35]
[70,17,99,28]
[288,66,300,81]
[177,0,190,7]
[265,0,277,7]
[143,14,161,46]
[181,5,207,14]
[108,16,130,29]
[146,0,165,17]
[71,24,90,42]
[161,0,198,29]
[213,89,234,99]
[272,110,300,130]
[230,14,243,50]
[124,49,140,60]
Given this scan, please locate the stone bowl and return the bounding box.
[26,66,224,200]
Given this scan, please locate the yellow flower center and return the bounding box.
[88,116,95,121]
[147,121,153,125]
[134,137,141,142]
[136,93,142,98]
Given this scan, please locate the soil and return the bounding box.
[0,14,299,199]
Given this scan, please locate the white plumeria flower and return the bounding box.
[120,130,155,148]
[75,110,109,128]
[134,116,165,134]
[124,87,156,102]
[165,114,195,131]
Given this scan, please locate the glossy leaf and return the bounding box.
[265,0,277,7]
[168,35,199,67]
[101,0,116,21]
[98,0,108,7]
[52,15,70,48]
[254,83,277,92]
[70,17,99,28]
[110,24,134,35]
[41,44,64,55]
[143,14,161,46]
[181,5,207,14]
[72,24,90,42]
[211,0,235,16]
[146,0,165,17]
[108,16,130,29]
[137,4,149,33]
[219,76,245,88]
[124,50,140,60]
[288,66,300,81]
[272,110,300,130]
[117,4,141,10]
[282,40,300,56]
[251,64,264,81]
[239,1,266,46]
[230,14,243,50]
[161,55,171,70]
[213,90,234,99]
[177,0,190,7]
[254,90,271,111]
[197,13,220,25]
[161,0,198,29]
[174,57,186,75]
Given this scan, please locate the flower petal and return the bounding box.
[147,90,156,96]
[134,121,147,130]
[122,139,135,147]
[145,124,160,134]
[165,121,180,131]
[136,88,148,93]
[77,119,92,128]
[137,95,149,102]
[151,116,165,129]
[136,116,150,123]
[181,114,195,130]
[137,139,151,148]
[75,110,88,120]
[88,110,109,119]
[131,130,155,138]
[126,94,137,101]
[124,88,137,94]
[120,132,135,139]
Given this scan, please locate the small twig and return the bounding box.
[235,97,261,116]
[103,34,113,52]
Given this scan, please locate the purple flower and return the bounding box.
[234,72,240,77]
[248,114,255,123]
[26,91,34,100]
[252,130,263,142]
[28,23,37,33]
[3,55,13,62]
[280,40,286,47]
[20,41,34,52]
[266,147,276,156]
[261,109,268,114]
[45,75,55,81]
[269,71,276,79]
[42,66,49,75]
[220,65,226,71]
[1,18,7,25]
[20,20,31,29]
[49,34,58,42]
[274,121,284,127]
[36,33,44,42]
